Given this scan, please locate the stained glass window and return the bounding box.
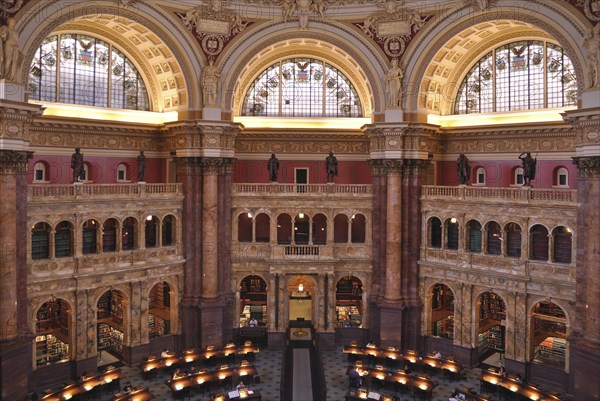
[242,58,362,117]
[29,33,149,111]
[454,41,576,114]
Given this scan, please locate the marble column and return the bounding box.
[218,159,235,342]
[175,157,203,349]
[367,160,385,338]
[569,156,600,400]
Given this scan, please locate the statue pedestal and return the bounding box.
[203,107,221,120]
[0,80,25,102]
[385,109,403,122]
[582,88,600,108]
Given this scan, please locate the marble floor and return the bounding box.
[38,347,558,401]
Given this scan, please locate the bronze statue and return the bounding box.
[325,151,338,182]
[518,152,537,186]
[71,148,84,182]
[137,151,146,182]
[267,153,279,181]
[457,153,470,185]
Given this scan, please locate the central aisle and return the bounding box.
[292,348,313,401]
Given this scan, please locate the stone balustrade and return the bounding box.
[233,183,372,196]
[421,185,576,204]
[27,183,183,202]
[231,243,371,263]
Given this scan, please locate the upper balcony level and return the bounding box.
[421,185,577,205]
[233,183,372,197]
[28,183,183,203]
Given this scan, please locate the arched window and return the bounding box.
[467,220,482,253]
[277,214,292,244]
[35,299,71,366]
[29,34,149,110]
[553,226,572,264]
[82,219,98,254]
[238,212,253,242]
[122,217,136,250]
[32,222,50,260]
[54,221,72,258]
[162,215,175,246]
[429,217,442,248]
[102,218,117,252]
[486,221,502,255]
[294,213,310,244]
[446,218,459,250]
[351,214,366,243]
[334,214,349,243]
[145,216,158,248]
[531,301,567,368]
[255,213,271,243]
[312,213,327,245]
[117,164,128,182]
[514,167,524,186]
[33,162,48,183]
[505,222,522,258]
[530,224,549,261]
[475,167,486,185]
[455,41,576,114]
[242,58,362,117]
[555,167,569,187]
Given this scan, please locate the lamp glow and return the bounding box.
[530,395,540,401]
[298,283,304,292]
[197,378,204,384]
[165,361,172,366]
[419,384,428,391]
[299,212,304,218]
[510,386,518,392]
[175,383,184,391]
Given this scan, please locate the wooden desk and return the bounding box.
[38,367,122,401]
[112,386,154,401]
[345,365,438,399]
[480,370,566,401]
[345,389,395,401]
[168,364,259,393]
[455,386,496,401]
[212,389,261,400]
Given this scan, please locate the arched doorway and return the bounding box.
[477,292,506,362]
[97,290,126,364]
[430,283,454,339]
[288,275,315,325]
[335,276,363,328]
[240,275,267,327]
[149,282,173,338]
[35,298,71,367]
[531,301,567,369]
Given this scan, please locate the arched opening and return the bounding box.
[477,292,506,362]
[288,275,314,324]
[239,275,267,327]
[429,217,442,248]
[33,161,49,183]
[552,226,572,264]
[238,212,253,242]
[97,290,125,362]
[149,282,172,338]
[82,219,99,254]
[294,213,310,244]
[312,213,327,244]
[102,218,117,252]
[335,276,363,328]
[467,219,482,253]
[31,222,51,260]
[35,298,71,367]
[145,215,159,248]
[162,215,175,246]
[277,213,292,244]
[54,220,73,258]
[334,214,349,243]
[530,224,549,261]
[121,217,136,250]
[504,222,522,258]
[554,167,569,187]
[446,218,459,250]
[475,167,486,185]
[531,301,567,368]
[485,221,502,255]
[351,214,366,243]
[431,284,454,340]
[514,167,524,186]
[255,213,270,243]
[117,163,128,182]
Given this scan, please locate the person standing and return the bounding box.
[71,148,84,183]
[325,151,338,182]
[518,152,537,186]
[457,153,471,185]
[137,151,146,182]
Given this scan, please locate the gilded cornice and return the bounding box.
[573,156,600,179]
[0,100,44,143]
[0,150,33,174]
[562,107,600,148]
[161,122,240,152]
[365,123,440,154]
[234,131,368,154]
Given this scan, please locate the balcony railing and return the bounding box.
[421,185,576,204]
[28,183,183,201]
[234,183,372,195]
[231,243,371,262]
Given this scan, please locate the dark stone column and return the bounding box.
[175,157,203,349]
[569,156,600,401]
[0,150,34,401]
[218,158,235,343]
[368,160,385,339]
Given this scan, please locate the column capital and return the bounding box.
[572,156,600,179]
[175,156,203,175]
[0,149,33,174]
[201,157,235,174]
[403,159,431,177]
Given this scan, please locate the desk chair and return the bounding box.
[348,376,360,389]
